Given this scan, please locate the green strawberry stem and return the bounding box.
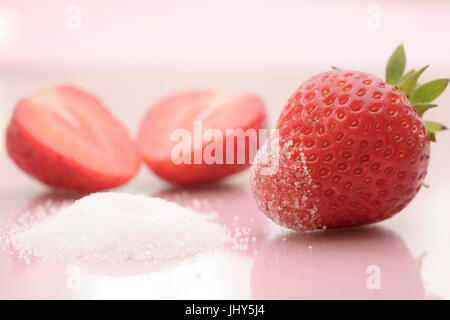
[386,44,448,142]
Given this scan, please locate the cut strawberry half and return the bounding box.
[6,85,140,191]
[137,90,266,185]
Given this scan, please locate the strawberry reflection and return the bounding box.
[155,184,270,256]
[251,227,426,299]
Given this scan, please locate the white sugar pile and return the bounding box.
[9,192,228,263]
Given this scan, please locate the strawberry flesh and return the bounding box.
[138,90,266,185]
[6,85,140,191]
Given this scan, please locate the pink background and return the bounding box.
[0,0,449,72]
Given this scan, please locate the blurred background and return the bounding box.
[0,0,449,72]
[0,0,449,299]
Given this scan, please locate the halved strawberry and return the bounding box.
[6,85,140,191]
[137,90,266,185]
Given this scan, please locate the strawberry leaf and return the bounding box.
[411,79,449,103]
[398,66,428,97]
[425,120,447,142]
[386,44,406,85]
[428,132,436,142]
[425,120,447,133]
[414,103,437,117]
[400,69,415,83]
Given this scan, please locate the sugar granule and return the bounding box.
[8,192,228,263]
[250,133,323,231]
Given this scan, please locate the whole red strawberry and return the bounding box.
[250,45,448,231]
